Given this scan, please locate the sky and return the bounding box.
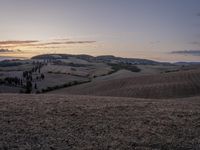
[0,0,200,62]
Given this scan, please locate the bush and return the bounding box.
[0,79,5,84]
[108,63,141,73]
[19,89,25,93]
[36,90,41,94]
[40,80,91,93]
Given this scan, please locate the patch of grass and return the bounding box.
[68,62,91,67]
[47,71,66,74]
[40,80,91,93]
[108,63,141,73]
[53,61,91,67]
[0,62,22,67]
[164,70,180,73]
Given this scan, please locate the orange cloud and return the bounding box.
[23,41,96,47]
[0,40,39,45]
[0,49,14,53]
[0,49,22,53]
[0,39,96,51]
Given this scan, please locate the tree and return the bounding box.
[20,79,23,86]
[23,71,28,78]
[41,74,45,80]
[25,81,32,93]
[34,83,37,89]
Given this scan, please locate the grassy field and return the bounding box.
[1,94,200,149]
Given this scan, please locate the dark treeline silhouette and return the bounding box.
[4,77,23,86]
[0,61,47,93]
[21,61,46,93]
[25,80,32,93]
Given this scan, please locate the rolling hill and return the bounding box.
[32,54,162,65]
[51,69,200,99]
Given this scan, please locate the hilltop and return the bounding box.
[31,53,163,65]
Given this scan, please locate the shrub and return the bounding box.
[108,63,141,73]
[40,80,91,93]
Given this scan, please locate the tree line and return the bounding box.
[0,61,46,93]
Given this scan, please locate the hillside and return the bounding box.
[51,69,200,99]
[31,54,162,65]
[1,94,200,149]
[1,54,198,96]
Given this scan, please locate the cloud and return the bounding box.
[65,41,96,44]
[0,49,14,53]
[171,50,200,56]
[22,40,96,48]
[0,39,96,50]
[53,38,70,41]
[150,41,160,44]
[0,40,39,45]
[0,49,23,53]
[197,12,200,16]
[190,41,200,46]
[34,46,63,49]
[33,41,95,46]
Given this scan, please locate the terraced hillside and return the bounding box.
[1,94,200,149]
[51,69,200,99]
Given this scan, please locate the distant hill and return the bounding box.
[175,62,200,66]
[31,54,166,65]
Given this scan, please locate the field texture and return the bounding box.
[51,69,200,99]
[1,94,200,149]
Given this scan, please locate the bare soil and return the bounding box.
[51,69,200,99]
[1,94,200,150]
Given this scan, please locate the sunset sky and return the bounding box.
[0,0,200,62]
